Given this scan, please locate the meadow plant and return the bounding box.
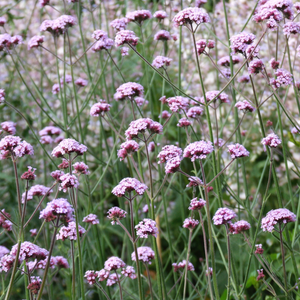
[1,0,300,299]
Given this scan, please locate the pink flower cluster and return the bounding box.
[166,96,189,113]
[27,276,42,295]
[261,208,296,232]
[0,33,23,51]
[114,82,144,101]
[39,198,74,222]
[107,207,127,224]
[201,90,230,104]
[21,184,53,203]
[56,221,86,241]
[73,162,90,175]
[196,39,215,55]
[173,7,210,27]
[158,145,182,174]
[91,30,114,52]
[261,133,281,148]
[187,106,204,118]
[112,177,148,197]
[227,143,250,159]
[153,10,168,20]
[154,30,172,41]
[126,10,152,24]
[1,121,16,135]
[230,32,256,54]
[125,118,163,140]
[52,138,87,158]
[229,220,251,234]
[132,246,155,264]
[212,207,237,225]
[188,197,206,210]
[255,244,264,254]
[172,260,195,272]
[0,209,12,231]
[115,30,139,47]
[90,100,111,117]
[110,18,129,31]
[248,59,264,74]
[183,217,199,230]
[270,68,293,89]
[28,36,44,50]
[83,214,99,225]
[135,219,158,238]
[0,135,34,159]
[177,118,191,127]
[0,89,5,103]
[40,15,76,36]
[104,256,126,270]
[218,55,241,67]
[183,140,214,161]
[39,125,63,144]
[59,173,79,192]
[152,56,172,68]
[235,100,255,112]
[117,140,139,161]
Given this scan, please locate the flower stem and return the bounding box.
[183,229,192,300]
[279,223,288,295]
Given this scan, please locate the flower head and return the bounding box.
[132,246,155,264]
[248,59,264,74]
[173,7,210,27]
[172,260,195,272]
[158,145,182,163]
[230,32,256,54]
[270,68,293,89]
[235,100,255,112]
[153,10,168,20]
[104,256,125,271]
[40,15,76,36]
[114,82,144,101]
[152,56,172,68]
[121,266,136,279]
[229,220,251,234]
[59,174,79,192]
[154,30,171,41]
[177,118,191,127]
[90,100,111,117]
[83,214,99,225]
[56,221,86,241]
[188,197,206,210]
[261,133,281,148]
[52,138,87,157]
[73,162,90,175]
[166,96,189,113]
[183,140,214,161]
[187,106,204,118]
[135,219,158,238]
[110,18,129,31]
[1,122,16,136]
[212,208,237,225]
[115,30,139,47]
[261,208,296,232]
[165,156,181,174]
[126,10,152,24]
[227,143,250,159]
[112,177,148,197]
[183,217,199,230]
[117,140,139,161]
[255,244,264,254]
[107,207,127,224]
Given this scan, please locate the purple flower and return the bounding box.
[114,82,144,101]
[125,118,163,140]
[195,0,207,7]
[269,58,280,69]
[186,176,204,187]
[218,55,240,67]
[132,246,155,264]
[177,118,191,127]
[39,126,62,137]
[283,21,300,35]
[166,96,189,113]
[73,162,90,175]
[196,39,207,55]
[126,10,152,24]
[189,197,206,210]
[229,220,251,234]
[85,270,98,285]
[172,260,194,272]
[11,242,48,262]
[110,18,129,31]
[82,214,99,225]
[0,89,5,103]
[183,217,199,230]
[107,207,127,224]
[248,59,264,74]
[235,100,255,112]
[257,269,265,281]
[158,145,182,163]
[135,219,158,238]
[227,143,250,159]
[107,273,120,286]
[56,221,86,241]
[104,256,125,271]
[0,17,6,27]
[230,32,256,54]
[152,56,172,68]
[121,266,136,279]
[255,244,264,254]
[52,138,87,157]
[0,246,9,259]
[187,106,204,118]
[39,198,74,222]
[153,10,168,20]
[1,121,16,135]
[200,90,230,104]
[90,100,111,117]
[212,208,237,225]
[0,255,14,272]
[291,126,300,134]
[115,30,139,47]
[112,177,148,197]
[173,7,210,27]
[92,37,114,52]
[118,140,139,161]
[21,184,53,203]
[75,78,88,87]
[165,156,181,174]
[183,140,214,161]
[270,68,293,89]
[261,133,281,148]
[238,75,250,83]
[59,174,79,192]
[261,208,296,232]
[40,15,76,36]
[28,36,44,50]
[154,30,171,41]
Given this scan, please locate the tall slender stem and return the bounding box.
[226,227,231,300]
[279,223,288,295]
[145,264,154,300]
[183,229,192,300]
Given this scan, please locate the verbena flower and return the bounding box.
[115,30,139,47]
[117,140,139,161]
[158,145,182,163]
[227,143,250,159]
[255,244,264,254]
[114,82,144,101]
[110,18,129,31]
[270,68,293,89]
[154,30,171,41]
[261,208,296,232]
[172,260,194,272]
[132,246,155,264]
[56,221,86,241]
[0,246,9,259]
[21,184,53,203]
[166,96,189,113]
[152,56,172,68]
[153,10,168,20]
[261,133,281,148]
[135,219,158,238]
[121,266,136,279]
[212,208,237,225]
[229,220,251,234]
[104,256,125,271]
[75,78,88,87]
[188,197,206,210]
[165,156,181,174]
[112,178,148,197]
[52,138,87,158]
[107,207,127,224]
[0,17,6,27]
[0,135,34,159]
[126,10,152,24]
[235,100,255,112]
[230,32,256,54]
[59,173,79,192]
[200,90,230,104]
[40,15,76,36]
[187,106,204,118]
[183,217,199,230]
[83,214,99,225]
[39,198,74,222]
[177,118,191,127]
[183,140,214,161]
[27,276,42,295]
[173,7,210,27]
[90,100,111,117]
[1,121,16,135]
[218,55,240,67]
[248,59,264,74]
[0,89,5,103]
[73,162,90,175]
[11,241,48,262]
